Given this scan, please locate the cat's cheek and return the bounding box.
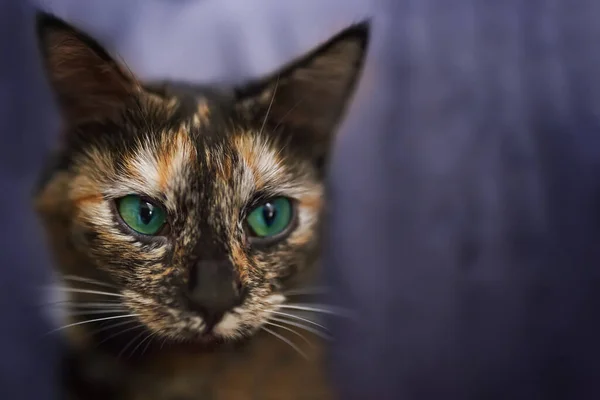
[68,201,155,280]
[293,196,321,240]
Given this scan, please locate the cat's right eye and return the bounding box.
[246,197,294,243]
[116,195,167,236]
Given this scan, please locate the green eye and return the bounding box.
[116,195,167,236]
[246,197,293,239]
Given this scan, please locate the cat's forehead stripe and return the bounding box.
[232,133,283,191]
[191,100,210,129]
[157,127,196,192]
[197,100,210,120]
[208,145,234,182]
[129,146,163,196]
[125,127,195,199]
[217,154,233,182]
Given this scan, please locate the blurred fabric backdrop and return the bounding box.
[37,0,378,84]
[6,0,600,398]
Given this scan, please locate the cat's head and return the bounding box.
[35,12,369,345]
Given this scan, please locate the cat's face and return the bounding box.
[35,13,368,344]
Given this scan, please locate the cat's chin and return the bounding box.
[168,319,259,347]
[162,331,255,355]
[196,324,258,346]
[194,331,226,346]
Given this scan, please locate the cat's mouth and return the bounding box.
[122,290,286,343]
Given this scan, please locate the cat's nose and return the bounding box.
[185,260,244,328]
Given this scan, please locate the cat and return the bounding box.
[34,11,369,400]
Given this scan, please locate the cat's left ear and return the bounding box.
[235,22,370,160]
[36,12,140,125]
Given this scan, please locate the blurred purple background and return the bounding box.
[4,0,600,399]
[37,0,377,83]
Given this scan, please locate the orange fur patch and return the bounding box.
[157,127,195,191]
[123,155,143,180]
[300,195,322,212]
[233,134,257,169]
[72,193,104,206]
[156,147,173,192]
[232,133,282,190]
[230,244,250,283]
[216,155,233,181]
[289,230,313,246]
[69,175,101,203]
[197,100,210,121]
[153,266,175,279]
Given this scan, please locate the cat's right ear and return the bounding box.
[36,12,140,125]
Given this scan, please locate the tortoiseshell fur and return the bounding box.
[34,12,369,400]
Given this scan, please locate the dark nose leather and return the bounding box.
[186,260,243,328]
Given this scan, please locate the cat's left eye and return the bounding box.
[116,195,167,236]
[246,197,294,242]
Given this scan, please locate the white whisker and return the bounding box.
[117,329,147,359]
[62,275,118,290]
[96,322,145,347]
[48,287,124,298]
[278,304,355,318]
[270,310,330,331]
[261,326,308,360]
[273,96,306,132]
[68,309,128,317]
[264,321,314,348]
[269,316,333,341]
[40,300,122,309]
[259,75,279,136]
[44,314,139,335]
[159,336,168,351]
[129,331,155,358]
[67,302,124,309]
[141,332,158,356]
[89,319,139,337]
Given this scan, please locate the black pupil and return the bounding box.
[262,203,277,226]
[139,201,155,225]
